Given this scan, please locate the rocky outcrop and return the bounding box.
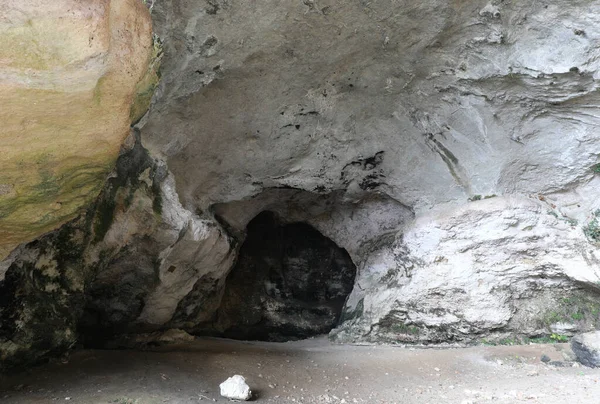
[0,0,154,260]
[2,0,600,369]
[0,218,87,370]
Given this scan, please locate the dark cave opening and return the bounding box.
[214,211,357,342]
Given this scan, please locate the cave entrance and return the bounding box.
[215,211,356,341]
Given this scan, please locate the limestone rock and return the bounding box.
[155,328,195,344]
[333,196,600,343]
[0,217,87,371]
[143,0,600,215]
[139,0,600,343]
[220,375,252,401]
[571,331,600,368]
[550,323,579,337]
[0,0,153,261]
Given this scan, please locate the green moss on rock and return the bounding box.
[130,34,163,124]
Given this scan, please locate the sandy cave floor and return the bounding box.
[1,337,599,404]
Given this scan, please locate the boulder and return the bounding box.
[571,331,600,368]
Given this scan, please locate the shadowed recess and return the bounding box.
[215,211,356,341]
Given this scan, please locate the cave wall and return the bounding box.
[0,134,235,367]
[140,0,600,342]
[2,0,600,370]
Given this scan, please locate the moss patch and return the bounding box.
[542,294,600,329]
[583,209,600,242]
[374,310,423,343]
[340,298,364,323]
[130,35,163,124]
[0,217,88,372]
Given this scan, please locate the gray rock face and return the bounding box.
[2,0,600,369]
[332,196,600,343]
[144,0,600,213]
[571,331,600,368]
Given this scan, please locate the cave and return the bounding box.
[3,0,600,400]
[214,211,357,341]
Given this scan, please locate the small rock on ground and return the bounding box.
[220,375,252,401]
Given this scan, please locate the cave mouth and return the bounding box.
[214,211,357,342]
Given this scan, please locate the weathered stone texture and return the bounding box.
[0,0,153,260]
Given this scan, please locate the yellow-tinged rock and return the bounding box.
[0,0,153,260]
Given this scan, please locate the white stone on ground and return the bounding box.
[219,375,252,401]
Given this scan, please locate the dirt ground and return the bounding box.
[1,337,599,404]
